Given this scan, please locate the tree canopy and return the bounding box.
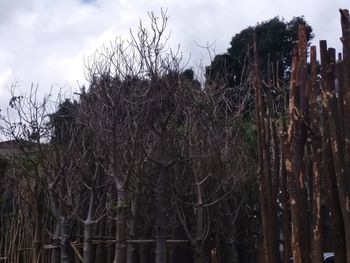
[206,16,314,87]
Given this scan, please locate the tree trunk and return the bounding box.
[169,225,188,263]
[127,182,141,263]
[285,41,304,263]
[95,217,107,263]
[191,175,206,263]
[107,219,115,263]
[281,125,291,263]
[222,232,238,263]
[114,186,127,263]
[339,9,350,263]
[51,223,61,263]
[284,26,312,263]
[83,221,93,263]
[295,25,311,263]
[83,190,95,263]
[324,46,350,263]
[318,39,346,263]
[193,244,205,263]
[252,33,279,263]
[309,46,323,263]
[139,245,152,263]
[155,164,168,263]
[60,217,74,263]
[221,201,238,263]
[33,194,43,263]
[328,173,346,263]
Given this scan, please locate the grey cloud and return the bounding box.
[0,0,33,26]
[0,0,348,110]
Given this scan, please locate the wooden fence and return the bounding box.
[254,8,350,263]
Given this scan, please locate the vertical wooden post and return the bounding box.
[309,45,323,263]
[252,33,279,263]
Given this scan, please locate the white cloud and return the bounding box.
[0,0,348,109]
[0,68,12,89]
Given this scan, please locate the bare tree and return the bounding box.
[0,87,84,263]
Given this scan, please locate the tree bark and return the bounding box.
[193,245,205,263]
[155,164,168,263]
[114,185,127,263]
[285,41,304,263]
[95,217,107,263]
[139,245,152,263]
[222,201,238,263]
[60,217,74,263]
[192,175,206,263]
[33,193,43,263]
[318,40,346,263]
[281,136,291,263]
[309,46,323,263]
[324,45,350,263]
[83,191,95,263]
[127,182,141,263]
[295,25,310,263]
[51,223,61,263]
[83,222,93,263]
[284,26,312,263]
[252,33,279,263]
[107,218,115,263]
[339,9,350,263]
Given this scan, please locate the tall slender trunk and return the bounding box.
[284,26,311,263]
[51,223,61,263]
[33,217,42,263]
[252,34,279,263]
[60,217,74,263]
[285,41,304,263]
[329,189,346,263]
[192,175,205,263]
[95,217,107,263]
[127,182,141,263]
[155,164,168,263]
[281,135,291,263]
[33,194,43,263]
[83,222,93,263]
[339,9,350,263]
[266,55,281,263]
[309,46,323,263]
[107,218,114,263]
[193,245,205,263]
[169,225,188,263]
[252,34,269,263]
[114,184,127,263]
[83,191,95,263]
[324,45,350,263]
[295,25,310,263]
[139,245,151,263]
[222,201,238,263]
[318,39,346,263]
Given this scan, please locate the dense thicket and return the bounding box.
[0,11,256,263]
[1,7,350,263]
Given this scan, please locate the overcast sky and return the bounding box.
[0,0,348,108]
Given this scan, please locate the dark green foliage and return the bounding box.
[49,99,79,144]
[206,16,314,86]
[181,69,195,80]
